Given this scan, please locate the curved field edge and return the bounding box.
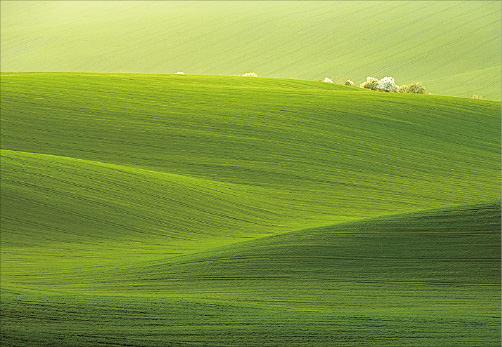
[102,200,502,296]
[1,202,500,346]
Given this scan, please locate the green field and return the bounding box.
[1,1,501,99]
[1,73,500,345]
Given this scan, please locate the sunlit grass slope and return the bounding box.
[1,148,340,274]
[0,73,500,345]
[1,1,500,99]
[2,73,500,202]
[2,203,500,346]
[1,72,500,273]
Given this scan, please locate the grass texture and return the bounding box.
[1,1,500,99]
[1,73,501,345]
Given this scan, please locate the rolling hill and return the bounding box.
[2,202,500,346]
[1,1,501,99]
[1,73,501,345]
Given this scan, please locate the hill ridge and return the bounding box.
[2,1,500,99]
[3,71,502,101]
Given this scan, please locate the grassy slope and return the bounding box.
[1,1,500,99]
[2,202,500,346]
[1,73,501,345]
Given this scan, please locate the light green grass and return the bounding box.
[1,73,500,345]
[1,1,500,99]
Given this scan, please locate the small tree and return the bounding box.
[472,94,483,99]
[345,79,355,86]
[360,77,379,90]
[376,77,399,92]
[399,82,425,94]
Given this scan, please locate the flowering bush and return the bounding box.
[360,77,379,90]
[376,77,399,92]
[360,77,426,94]
[175,71,185,75]
[322,77,334,83]
[344,79,355,86]
[399,82,425,94]
[242,72,258,77]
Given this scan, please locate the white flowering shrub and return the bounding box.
[322,77,334,83]
[175,71,185,75]
[399,82,425,94]
[376,77,399,92]
[242,72,258,77]
[360,77,379,90]
[344,79,355,86]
